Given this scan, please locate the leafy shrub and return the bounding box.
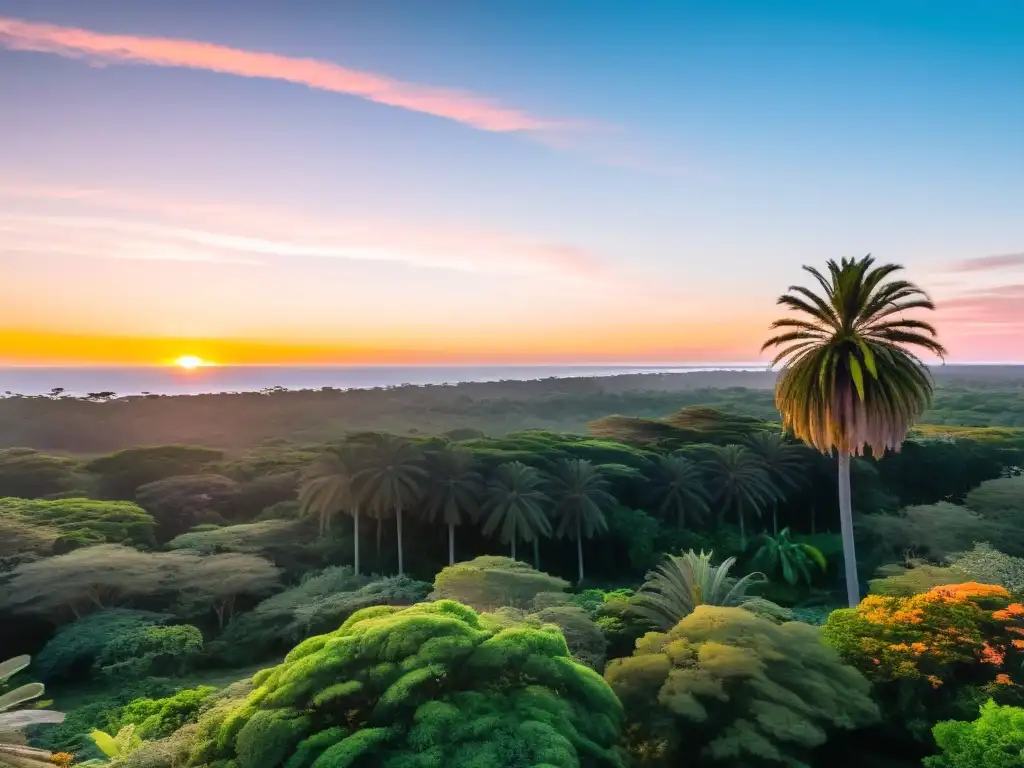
[533,605,608,671]
[0,515,60,570]
[429,556,570,610]
[604,605,878,766]
[84,445,224,500]
[190,600,625,767]
[33,609,169,682]
[823,583,1024,741]
[112,686,217,740]
[0,497,156,550]
[950,543,1024,595]
[211,566,371,661]
[135,474,242,542]
[869,564,970,597]
[292,575,431,638]
[94,624,203,680]
[859,502,1024,562]
[0,448,86,499]
[965,475,1024,523]
[924,699,1024,767]
[32,678,177,756]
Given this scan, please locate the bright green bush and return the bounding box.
[33,609,169,682]
[429,556,570,610]
[189,600,625,767]
[113,686,217,741]
[604,605,878,766]
[0,497,156,549]
[94,624,203,680]
[925,699,1024,767]
[291,575,432,639]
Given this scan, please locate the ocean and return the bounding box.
[0,364,766,398]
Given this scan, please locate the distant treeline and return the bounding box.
[1,367,1023,454]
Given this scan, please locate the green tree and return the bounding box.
[629,550,784,630]
[84,445,224,500]
[604,606,878,766]
[0,655,65,767]
[482,461,552,567]
[751,528,826,586]
[702,444,776,549]
[925,699,1024,768]
[135,473,241,542]
[744,432,808,534]
[298,445,364,573]
[0,497,156,550]
[352,434,425,577]
[189,600,625,768]
[549,459,616,583]
[762,255,947,606]
[421,446,484,566]
[645,454,710,528]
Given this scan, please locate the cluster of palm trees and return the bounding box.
[302,254,946,607]
[298,430,815,584]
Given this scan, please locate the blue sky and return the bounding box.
[1,0,1022,364]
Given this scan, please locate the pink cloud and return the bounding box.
[0,16,562,133]
[947,252,1024,272]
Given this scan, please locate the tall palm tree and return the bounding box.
[353,434,425,576]
[762,255,946,606]
[482,461,551,565]
[549,459,617,583]
[298,444,365,573]
[745,432,809,535]
[702,444,776,550]
[421,446,485,566]
[646,453,711,528]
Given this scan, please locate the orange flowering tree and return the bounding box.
[823,582,1024,744]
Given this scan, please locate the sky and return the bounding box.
[1,0,1023,366]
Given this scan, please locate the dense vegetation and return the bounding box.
[2,364,1024,765]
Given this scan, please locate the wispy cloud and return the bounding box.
[938,284,1024,333]
[0,16,567,134]
[946,252,1024,272]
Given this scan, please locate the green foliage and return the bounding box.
[292,575,431,638]
[482,460,552,560]
[89,723,142,760]
[869,564,969,597]
[94,624,203,680]
[645,453,710,527]
[0,447,87,499]
[925,699,1024,768]
[112,686,217,741]
[859,502,1024,562]
[33,609,170,682]
[751,528,827,586]
[135,474,242,542]
[190,600,624,767]
[590,406,769,449]
[213,566,370,660]
[168,519,304,555]
[702,444,777,546]
[430,556,570,611]
[630,550,787,630]
[605,605,879,766]
[32,678,177,756]
[0,497,156,550]
[950,543,1024,594]
[965,475,1024,523]
[0,515,60,570]
[84,445,225,500]
[532,605,608,671]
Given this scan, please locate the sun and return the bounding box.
[173,355,208,370]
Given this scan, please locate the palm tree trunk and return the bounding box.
[353,506,361,576]
[838,450,860,606]
[511,536,516,560]
[533,538,540,571]
[576,518,584,584]
[448,523,455,565]
[396,505,404,576]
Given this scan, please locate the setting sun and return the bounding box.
[173,355,207,370]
